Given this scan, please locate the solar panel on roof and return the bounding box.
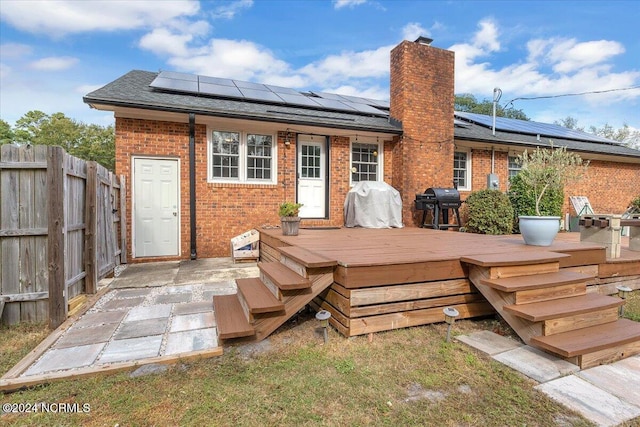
[237,88,285,103]
[198,75,235,86]
[311,97,357,112]
[150,76,199,93]
[454,111,615,144]
[234,80,269,91]
[310,91,344,101]
[199,82,243,98]
[341,101,387,116]
[265,84,300,95]
[275,93,323,107]
[157,71,197,81]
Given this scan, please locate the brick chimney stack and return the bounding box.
[390,37,455,226]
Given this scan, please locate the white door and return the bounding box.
[133,158,179,257]
[297,138,326,218]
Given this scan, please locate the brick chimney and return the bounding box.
[390,37,455,226]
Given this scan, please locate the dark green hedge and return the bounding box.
[463,189,514,235]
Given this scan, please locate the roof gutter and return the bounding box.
[189,113,197,260]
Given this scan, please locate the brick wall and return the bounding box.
[390,39,455,226]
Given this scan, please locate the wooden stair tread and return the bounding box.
[530,318,640,357]
[236,278,285,314]
[504,293,623,321]
[279,245,337,268]
[259,262,311,290]
[212,294,255,339]
[481,270,594,292]
[461,251,569,267]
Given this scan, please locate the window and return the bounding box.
[508,155,521,179]
[453,150,471,190]
[209,129,275,183]
[351,142,382,184]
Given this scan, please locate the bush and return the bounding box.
[509,172,564,220]
[463,189,514,235]
[630,195,640,211]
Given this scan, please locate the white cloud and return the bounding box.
[29,56,78,71]
[0,0,200,36]
[532,38,625,74]
[334,0,367,9]
[213,0,253,19]
[0,43,33,58]
[402,23,429,42]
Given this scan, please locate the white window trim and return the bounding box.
[349,139,384,186]
[207,127,278,184]
[453,148,472,191]
[508,151,523,179]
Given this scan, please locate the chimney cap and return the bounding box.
[414,36,433,46]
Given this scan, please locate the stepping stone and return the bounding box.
[155,292,192,304]
[578,363,640,407]
[456,330,523,355]
[98,335,163,364]
[113,317,168,340]
[170,312,216,332]
[173,301,212,316]
[164,328,218,355]
[536,375,640,427]
[74,310,126,328]
[112,288,154,299]
[53,323,118,349]
[493,345,579,383]
[102,296,145,311]
[125,304,172,322]
[23,343,105,376]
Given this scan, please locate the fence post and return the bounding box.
[85,162,98,294]
[47,146,66,328]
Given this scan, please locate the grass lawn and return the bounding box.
[2,294,640,426]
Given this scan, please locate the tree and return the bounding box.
[2,111,115,170]
[0,119,14,145]
[555,116,640,149]
[455,94,529,120]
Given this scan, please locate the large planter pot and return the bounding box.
[281,216,301,236]
[518,216,561,246]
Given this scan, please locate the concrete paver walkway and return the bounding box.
[8,258,258,381]
[457,331,640,427]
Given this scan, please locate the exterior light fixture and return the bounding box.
[616,285,632,316]
[443,307,460,342]
[315,310,332,343]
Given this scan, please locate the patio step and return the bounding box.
[461,251,568,279]
[481,270,592,304]
[212,294,255,340]
[530,318,640,368]
[279,246,337,278]
[236,278,285,323]
[504,293,622,322]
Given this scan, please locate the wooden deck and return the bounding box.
[259,227,640,339]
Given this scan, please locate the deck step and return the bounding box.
[278,246,338,268]
[504,293,623,322]
[259,262,311,290]
[236,278,285,314]
[461,251,570,267]
[212,294,255,340]
[530,318,640,358]
[481,270,594,293]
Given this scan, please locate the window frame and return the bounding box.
[207,127,277,184]
[508,153,522,180]
[453,148,472,191]
[349,140,384,186]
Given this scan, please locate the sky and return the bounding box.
[1,0,639,133]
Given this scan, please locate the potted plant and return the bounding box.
[515,144,587,246]
[279,201,303,236]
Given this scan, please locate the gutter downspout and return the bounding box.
[189,113,197,260]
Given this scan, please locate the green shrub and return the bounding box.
[278,201,303,217]
[509,172,564,220]
[630,195,640,211]
[463,189,514,235]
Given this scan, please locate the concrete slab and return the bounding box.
[164,328,218,355]
[455,330,524,355]
[113,318,168,340]
[493,345,580,383]
[173,301,212,316]
[112,288,154,299]
[24,343,105,376]
[98,335,163,364]
[536,375,640,427]
[125,304,172,322]
[73,310,126,328]
[154,292,192,304]
[175,258,258,285]
[578,363,640,407]
[163,284,195,293]
[53,322,118,349]
[615,354,640,370]
[102,296,146,311]
[109,261,180,289]
[170,312,216,332]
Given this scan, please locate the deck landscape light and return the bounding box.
[616,285,632,316]
[443,307,460,342]
[315,310,332,343]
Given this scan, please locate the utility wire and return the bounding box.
[504,85,640,109]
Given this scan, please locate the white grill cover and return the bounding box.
[344,181,403,228]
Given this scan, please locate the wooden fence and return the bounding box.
[0,145,126,328]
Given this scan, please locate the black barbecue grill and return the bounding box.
[414,187,462,230]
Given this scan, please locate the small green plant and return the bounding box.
[278,201,303,217]
[463,189,514,235]
[509,172,564,221]
[515,145,587,216]
[630,195,640,212]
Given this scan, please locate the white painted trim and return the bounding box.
[349,139,384,186]
[131,156,181,258]
[454,148,472,191]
